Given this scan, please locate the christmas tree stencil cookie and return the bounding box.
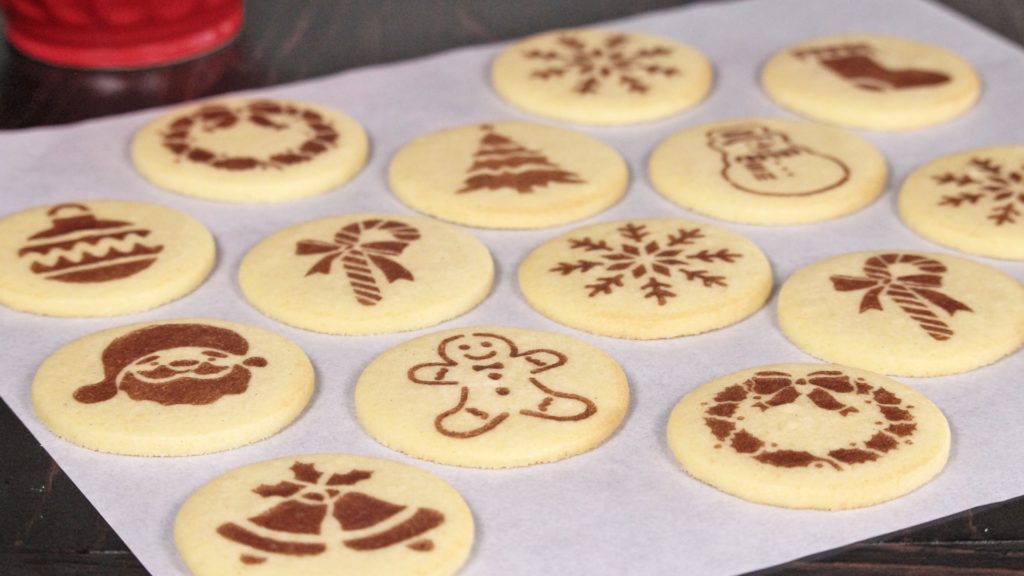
[132,98,368,202]
[649,117,887,225]
[0,200,214,316]
[389,121,627,228]
[240,214,493,334]
[667,364,950,510]
[761,35,980,130]
[32,319,314,456]
[175,454,474,576]
[491,28,712,124]
[518,219,772,339]
[778,251,1024,376]
[356,326,629,468]
[900,147,1024,260]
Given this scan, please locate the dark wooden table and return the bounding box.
[2,1,1023,574]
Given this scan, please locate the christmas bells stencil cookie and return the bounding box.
[356,326,628,468]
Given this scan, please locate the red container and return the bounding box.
[0,0,243,68]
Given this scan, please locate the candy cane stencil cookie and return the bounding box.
[778,251,1024,376]
[240,214,493,335]
[667,364,950,510]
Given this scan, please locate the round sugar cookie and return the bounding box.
[492,28,713,125]
[761,35,980,130]
[176,454,474,576]
[900,147,1024,260]
[239,214,493,335]
[389,121,628,229]
[0,200,214,317]
[132,98,368,202]
[32,319,314,456]
[356,326,629,468]
[667,364,950,510]
[649,118,888,225]
[518,218,772,339]
[778,251,1024,376]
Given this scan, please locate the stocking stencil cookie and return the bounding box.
[793,42,950,92]
[668,364,950,510]
[356,326,628,468]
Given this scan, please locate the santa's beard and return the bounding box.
[118,364,252,405]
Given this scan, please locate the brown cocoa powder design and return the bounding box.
[161,100,339,171]
[217,461,445,565]
[703,370,917,470]
[932,157,1024,226]
[829,253,972,341]
[457,124,585,194]
[296,219,421,306]
[550,222,741,305]
[793,43,950,92]
[408,332,596,439]
[72,323,267,406]
[524,33,679,95]
[17,204,163,283]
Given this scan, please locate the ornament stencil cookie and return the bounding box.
[132,98,368,202]
[389,121,628,228]
[518,219,772,339]
[33,319,314,456]
[667,364,950,510]
[240,214,493,335]
[761,35,980,130]
[649,118,887,225]
[0,201,214,316]
[778,251,1024,376]
[900,147,1024,260]
[356,326,629,468]
[176,454,473,576]
[492,28,712,124]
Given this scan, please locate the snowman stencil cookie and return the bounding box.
[650,118,887,225]
[356,327,628,467]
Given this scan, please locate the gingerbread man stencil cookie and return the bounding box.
[356,326,629,468]
[667,364,950,510]
[761,35,980,130]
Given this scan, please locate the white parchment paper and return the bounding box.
[2,0,1023,574]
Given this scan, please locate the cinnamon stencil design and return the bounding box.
[550,222,741,305]
[72,324,267,406]
[829,253,972,341]
[161,100,339,171]
[407,332,596,438]
[296,219,421,306]
[524,32,678,95]
[703,370,918,470]
[17,203,163,283]
[706,123,850,196]
[457,124,585,194]
[793,43,950,92]
[932,157,1024,226]
[217,461,445,564]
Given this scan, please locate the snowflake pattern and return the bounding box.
[932,157,1024,226]
[523,33,679,95]
[549,223,741,305]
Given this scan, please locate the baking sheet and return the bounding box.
[1,0,1022,574]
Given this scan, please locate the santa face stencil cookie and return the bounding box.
[778,251,1024,376]
[176,454,474,576]
[240,214,493,335]
[356,326,629,468]
[649,118,887,225]
[32,319,314,456]
[900,147,1024,260]
[761,35,980,130]
[389,121,628,229]
[667,364,950,510]
[492,28,713,124]
[518,219,772,339]
[0,201,214,317]
[132,98,368,202]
